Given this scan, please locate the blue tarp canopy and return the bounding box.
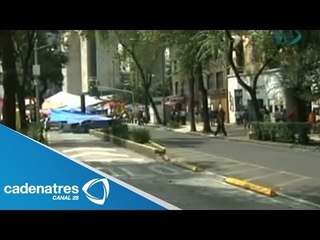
[49,108,113,125]
[56,105,92,114]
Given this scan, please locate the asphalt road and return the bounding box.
[49,131,317,210]
[146,126,320,207]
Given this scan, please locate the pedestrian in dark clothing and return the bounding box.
[242,108,249,129]
[210,110,216,127]
[214,105,227,136]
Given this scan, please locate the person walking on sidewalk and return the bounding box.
[214,104,227,136]
[242,108,250,129]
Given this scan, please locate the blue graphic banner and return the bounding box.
[0,125,178,210]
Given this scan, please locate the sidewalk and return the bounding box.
[146,122,320,151]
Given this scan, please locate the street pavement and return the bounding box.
[49,131,317,209]
[161,122,248,137]
[145,125,320,208]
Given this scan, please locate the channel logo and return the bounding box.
[82,178,110,205]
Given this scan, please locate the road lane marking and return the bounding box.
[62,147,116,153]
[275,177,310,187]
[215,162,247,169]
[118,167,139,177]
[96,167,122,177]
[224,167,262,175]
[83,158,148,163]
[275,170,311,179]
[149,165,181,175]
[277,192,320,209]
[118,167,155,179]
[246,172,283,181]
[69,152,129,159]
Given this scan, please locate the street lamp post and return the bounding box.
[33,38,41,124]
[32,33,57,124]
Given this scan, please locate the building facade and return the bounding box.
[227,68,285,123]
[203,59,229,122]
[63,31,120,95]
[170,47,229,121]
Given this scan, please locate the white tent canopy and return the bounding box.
[42,91,103,110]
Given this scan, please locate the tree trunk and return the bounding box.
[0,30,17,130]
[15,31,35,130]
[142,74,162,125]
[248,90,263,121]
[17,67,28,130]
[189,73,196,132]
[285,87,309,122]
[148,93,162,124]
[197,64,211,133]
[143,88,150,121]
[17,82,27,130]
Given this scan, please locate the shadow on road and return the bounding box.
[154,138,207,148]
[127,175,300,210]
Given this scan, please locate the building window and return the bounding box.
[216,71,224,89]
[206,75,210,90]
[234,89,243,111]
[175,81,179,95]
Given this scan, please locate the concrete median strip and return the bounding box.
[172,160,202,172]
[225,177,277,197]
[148,141,166,154]
[89,129,167,160]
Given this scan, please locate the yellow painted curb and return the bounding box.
[225,177,277,197]
[172,161,202,172]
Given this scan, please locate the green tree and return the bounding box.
[13,30,36,129]
[276,30,320,122]
[38,47,68,102]
[98,30,164,124]
[177,31,202,132]
[161,30,212,132]
[13,30,67,126]
[0,30,18,130]
[196,30,279,121]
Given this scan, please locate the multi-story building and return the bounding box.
[63,30,165,97]
[169,46,229,122]
[63,31,120,95]
[203,59,229,121]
